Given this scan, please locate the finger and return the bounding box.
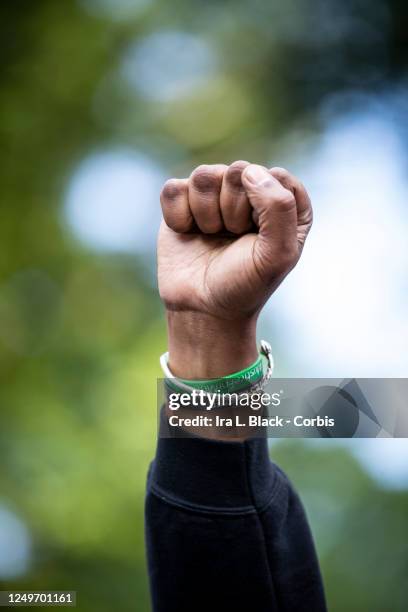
[160,178,192,233]
[241,164,299,275]
[189,164,227,234]
[269,167,313,244]
[220,160,253,234]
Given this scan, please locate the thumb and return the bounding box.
[241,164,299,276]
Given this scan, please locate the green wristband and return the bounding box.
[165,353,266,395]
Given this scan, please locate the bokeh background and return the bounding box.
[1,0,408,610]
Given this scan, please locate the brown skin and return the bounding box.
[158,161,313,379]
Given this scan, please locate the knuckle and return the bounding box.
[230,159,249,168]
[191,165,220,193]
[272,166,290,180]
[161,179,181,202]
[226,160,249,190]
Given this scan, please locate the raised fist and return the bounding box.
[158,161,312,319]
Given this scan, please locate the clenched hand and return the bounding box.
[158,161,312,378]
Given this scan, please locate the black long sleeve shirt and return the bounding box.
[145,433,327,612]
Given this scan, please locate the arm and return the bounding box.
[145,161,326,611]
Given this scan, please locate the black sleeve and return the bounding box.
[145,433,327,612]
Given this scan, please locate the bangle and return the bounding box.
[160,340,274,395]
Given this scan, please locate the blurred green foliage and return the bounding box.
[0,1,407,610]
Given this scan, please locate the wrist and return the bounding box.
[166,310,258,379]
